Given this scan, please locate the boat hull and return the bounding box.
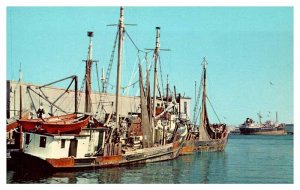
[239,127,286,135]
[181,134,228,155]
[9,141,183,172]
[9,150,56,172]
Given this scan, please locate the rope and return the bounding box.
[193,71,204,124]
[105,51,152,91]
[95,62,103,116]
[77,74,86,110]
[125,51,141,95]
[95,62,102,94]
[158,55,165,98]
[103,30,154,94]
[122,80,139,90]
[194,104,202,125]
[104,29,119,93]
[54,95,71,115]
[125,31,152,54]
[207,96,222,123]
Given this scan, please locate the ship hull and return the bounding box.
[9,141,183,172]
[239,127,286,135]
[181,134,228,155]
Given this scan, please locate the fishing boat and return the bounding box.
[181,58,229,154]
[239,115,286,135]
[10,7,187,171]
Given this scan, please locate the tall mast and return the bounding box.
[198,57,211,141]
[115,6,124,130]
[153,27,160,118]
[85,31,93,113]
[75,75,78,113]
[202,58,207,109]
[19,63,22,119]
[201,57,208,126]
[19,63,23,150]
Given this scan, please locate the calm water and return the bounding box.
[7,135,293,184]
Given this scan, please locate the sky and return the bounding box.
[6,6,293,125]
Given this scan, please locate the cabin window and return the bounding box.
[61,139,66,149]
[39,136,47,148]
[25,134,30,145]
[184,101,187,114]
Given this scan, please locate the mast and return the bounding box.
[258,112,262,125]
[178,93,181,119]
[115,6,124,130]
[198,57,210,140]
[75,75,78,113]
[19,63,22,119]
[19,63,23,150]
[202,58,207,116]
[85,31,93,114]
[13,89,16,116]
[153,27,160,118]
[193,81,197,124]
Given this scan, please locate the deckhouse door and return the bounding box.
[68,139,78,157]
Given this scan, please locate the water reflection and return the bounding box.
[199,151,228,184]
[176,151,228,183]
[8,167,53,183]
[7,152,228,184]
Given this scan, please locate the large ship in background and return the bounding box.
[239,112,286,135]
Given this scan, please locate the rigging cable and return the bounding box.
[77,72,86,111]
[207,95,222,124]
[193,71,204,124]
[125,31,152,54]
[104,29,119,93]
[94,62,103,117]
[125,51,144,95]
[158,55,165,98]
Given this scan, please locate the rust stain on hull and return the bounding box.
[96,155,122,165]
[181,146,195,154]
[181,137,228,155]
[46,157,75,167]
[172,140,180,149]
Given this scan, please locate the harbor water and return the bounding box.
[7,135,293,184]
